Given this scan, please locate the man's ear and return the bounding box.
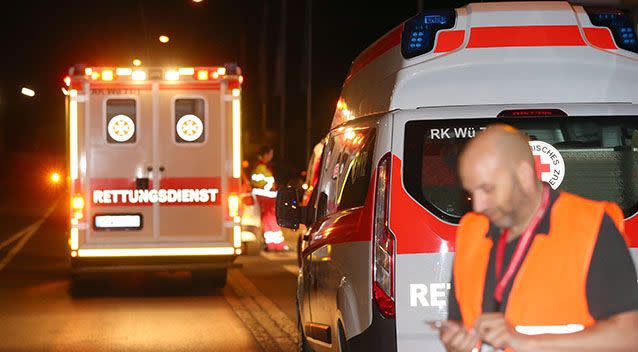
[516,161,537,194]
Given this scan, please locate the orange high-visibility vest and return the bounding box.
[453,192,626,340]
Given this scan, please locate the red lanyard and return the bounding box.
[494,185,550,303]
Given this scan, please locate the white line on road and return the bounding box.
[0,200,60,272]
[0,226,31,252]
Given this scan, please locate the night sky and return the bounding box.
[0,0,492,181]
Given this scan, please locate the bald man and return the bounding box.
[437,124,638,352]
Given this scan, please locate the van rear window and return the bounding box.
[403,117,638,223]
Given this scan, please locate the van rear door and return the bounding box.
[390,109,638,352]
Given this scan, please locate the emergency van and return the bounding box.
[276,2,638,351]
[65,63,244,286]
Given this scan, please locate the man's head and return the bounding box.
[258,145,274,163]
[459,124,540,229]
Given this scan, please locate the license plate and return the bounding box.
[94,214,142,230]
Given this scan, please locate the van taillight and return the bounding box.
[373,153,396,317]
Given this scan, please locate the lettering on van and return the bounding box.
[428,127,486,140]
[410,282,452,307]
[93,188,220,205]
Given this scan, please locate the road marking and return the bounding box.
[283,264,299,276]
[0,200,59,272]
[226,269,297,352]
[0,226,32,252]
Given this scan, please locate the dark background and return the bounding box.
[0,0,467,186]
[0,0,635,186]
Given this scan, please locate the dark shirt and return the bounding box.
[448,188,638,321]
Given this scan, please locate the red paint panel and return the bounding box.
[389,155,457,254]
[159,83,220,90]
[347,24,403,81]
[583,27,618,50]
[467,25,586,48]
[302,171,375,257]
[625,216,638,248]
[89,84,152,90]
[434,30,466,53]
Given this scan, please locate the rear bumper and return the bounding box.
[70,254,238,273]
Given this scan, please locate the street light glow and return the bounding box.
[49,172,61,184]
[159,35,170,44]
[21,87,35,97]
[133,59,142,67]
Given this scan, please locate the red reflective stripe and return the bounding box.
[89,177,221,207]
[159,83,220,90]
[494,186,550,303]
[89,84,152,90]
[467,25,586,48]
[435,30,466,53]
[583,27,618,50]
[347,24,403,81]
[626,216,638,248]
[389,155,457,254]
[301,170,375,258]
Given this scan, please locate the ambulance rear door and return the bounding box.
[156,81,230,243]
[85,83,156,244]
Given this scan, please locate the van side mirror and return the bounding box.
[276,187,303,230]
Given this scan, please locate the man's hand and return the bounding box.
[438,320,479,352]
[474,313,529,351]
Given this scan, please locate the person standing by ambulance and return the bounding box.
[250,145,287,251]
[437,124,638,352]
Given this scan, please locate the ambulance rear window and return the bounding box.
[175,98,206,143]
[106,99,136,144]
[403,117,638,223]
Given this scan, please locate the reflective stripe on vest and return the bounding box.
[454,192,626,332]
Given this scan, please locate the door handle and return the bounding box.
[146,166,153,172]
[135,177,150,190]
[159,166,165,172]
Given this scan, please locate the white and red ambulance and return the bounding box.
[277,2,638,351]
[64,64,244,286]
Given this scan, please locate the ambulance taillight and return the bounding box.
[196,70,209,80]
[373,153,396,317]
[72,195,84,220]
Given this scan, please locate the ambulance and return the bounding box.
[276,2,638,351]
[64,63,244,286]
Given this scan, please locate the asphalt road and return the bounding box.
[0,192,300,352]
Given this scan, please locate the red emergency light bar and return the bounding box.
[67,65,243,83]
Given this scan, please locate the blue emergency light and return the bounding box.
[401,9,456,59]
[585,7,638,54]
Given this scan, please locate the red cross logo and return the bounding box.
[533,154,551,180]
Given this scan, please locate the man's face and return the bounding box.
[459,152,519,229]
